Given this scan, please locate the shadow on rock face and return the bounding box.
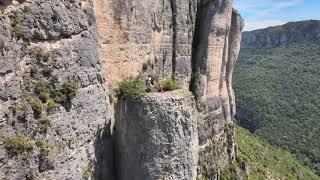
[93,122,116,180]
[0,0,12,10]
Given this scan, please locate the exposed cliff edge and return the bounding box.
[0,0,243,179]
[115,90,199,179]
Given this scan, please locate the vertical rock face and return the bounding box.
[0,0,243,179]
[192,1,244,177]
[191,0,243,142]
[227,10,244,119]
[93,0,243,179]
[115,90,199,180]
[0,0,111,179]
[93,0,197,88]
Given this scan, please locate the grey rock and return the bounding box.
[115,90,199,180]
[0,0,112,179]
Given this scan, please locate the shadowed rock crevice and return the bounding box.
[93,124,116,180]
[0,0,12,10]
[170,0,177,79]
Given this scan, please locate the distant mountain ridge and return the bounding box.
[241,20,320,48]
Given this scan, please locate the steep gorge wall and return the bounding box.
[94,0,244,179]
[0,0,243,179]
[0,0,111,179]
[93,0,197,88]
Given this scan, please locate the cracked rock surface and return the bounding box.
[0,0,111,179]
[115,90,199,180]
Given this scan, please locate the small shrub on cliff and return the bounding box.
[30,66,38,78]
[36,50,49,63]
[39,118,50,134]
[82,163,93,180]
[39,91,50,103]
[41,65,53,77]
[31,98,42,118]
[26,168,35,180]
[61,80,78,101]
[155,79,180,92]
[116,76,146,98]
[51,11,61,22]
[10,17,24,39]
[46,100,58,113]
[34,80,49,95]
[4,137,33,155]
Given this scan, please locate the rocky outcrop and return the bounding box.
[241,20,320,48]
[93,0,197,88]
[190,0,244,177]
[0,0,243,179]
[0,0,111,179]
[115,90,199,180]
[93,0,243,179]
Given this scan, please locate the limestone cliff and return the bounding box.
[0,0,111,179]
[94,0,243,179]
[0,0,243,179]
[115,90,199,180]
[93,0,197,89]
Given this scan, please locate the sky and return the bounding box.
[233,0,320,31]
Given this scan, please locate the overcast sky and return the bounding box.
[233,0,320,31]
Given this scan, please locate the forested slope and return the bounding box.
[234,20,320,175]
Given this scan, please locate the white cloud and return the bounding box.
[243,20,286,31]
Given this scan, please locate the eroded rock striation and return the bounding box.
[0,0,243,179]
[0,0,111,179]
[93,0,197,89]
[115,90,199,180]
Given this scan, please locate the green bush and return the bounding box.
[31,98,42,118]
[30,66,38,78]
[36,50,49,63]
[46,100,58,113]
[10,18,23,39]
[4,137,33,155]
[51,11,61,22]
[39,118,50,134]
[116,76,146,98]
[50,89,66,104]
[156,79,180,92]
[34,80,49,95]
[41,66,53,77]
[39,91,50,103]
[61,80,78,101]
[26,168,35,180]
[18,102,29,118]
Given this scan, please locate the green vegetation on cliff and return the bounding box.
[235,126,319,179]
[234,40,320,174]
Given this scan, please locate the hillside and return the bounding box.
[241,20,320,48]
[235,126,319,179]
[234,20,320,175]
